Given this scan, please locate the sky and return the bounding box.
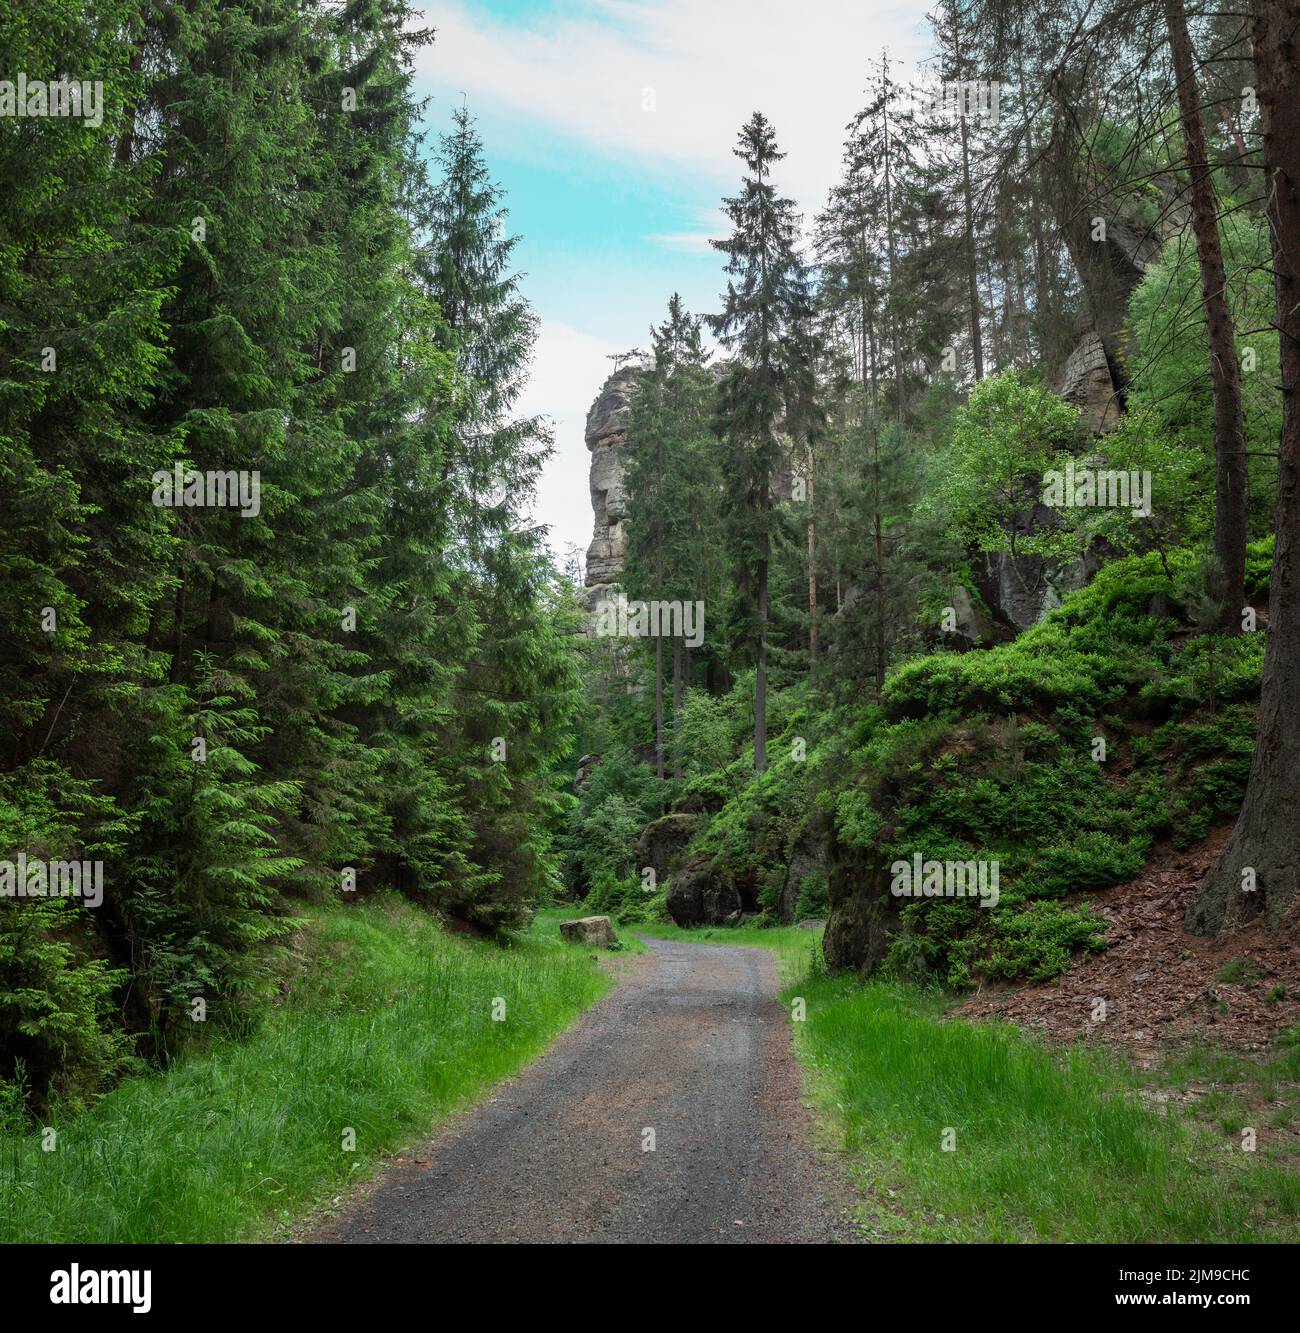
[412,0,935,564]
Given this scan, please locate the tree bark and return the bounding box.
[755,479,769,772]
[806,437,817,678]
[1188,0,1300,934]
[1165,0,1248,631]
[952,22,985,381]
[168,576,188,685]
[880,58,905,424]
[654,631,665,781]
[672,633,683,781]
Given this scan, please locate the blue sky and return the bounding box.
[412,1,934,561]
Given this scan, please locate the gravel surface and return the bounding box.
[316,936,855,1244]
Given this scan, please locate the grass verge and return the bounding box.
[656,920,1300,1241]
[0,893,611,1242]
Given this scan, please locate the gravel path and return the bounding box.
[316,936,854,1244]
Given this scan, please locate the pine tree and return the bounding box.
[428,105,550,545]
[708,113,807,771]
[422,105,578,927]
[624,295,720,778]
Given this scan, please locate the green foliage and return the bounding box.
[568,529,1270,988]
[822,546,1272,983]
[0,3,581,1108]
[0,895,608,1239]
[1121,215,1281,547]
[584,870,654,925]
[948,900,1109,985]
[0,763,139,1111]
[560,748,666,898]
[927,371,1083,559]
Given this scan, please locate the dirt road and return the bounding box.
[317,936,852,1244]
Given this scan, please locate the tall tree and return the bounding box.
[429,105,550,546]
[625,296,717,779]
[708,113,806,772]
[934,0,987,381]
[1189,0,1300,934]
[1164,0,1247,630]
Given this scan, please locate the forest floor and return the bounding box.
[957,826,1300,1052]
[953,824,1300,1205]
[312,935,856,1243]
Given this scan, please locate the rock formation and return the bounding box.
[582,365,640,608]
[1056,329,1121,434]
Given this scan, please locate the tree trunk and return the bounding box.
[880,59,905,424]
[874,510,886,698]
[168,576,188,685]
[654,631,665,781]
[114,37,146,164]
[672,633,683,781]
[1165,0,1248,631]
[954,25,985,381]
[1014,41,1051,359]
[755,481,769,773]
[806,436,817,678]
[1188,0,1300,934]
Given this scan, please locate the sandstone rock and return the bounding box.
[1057,330,1120,434]
[573,753,599,792]
[635,813,700,887]
[559,915,618,948]
[666,859,742,927]
[584,366,640,589]
[823,865,897,976]
[780,826,828,924]
[946,584,996,648]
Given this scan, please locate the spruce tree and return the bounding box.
[625,295,719,778]
[708,113,806,772]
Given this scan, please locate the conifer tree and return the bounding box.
[708,113,807,771]
[625,295,719,778]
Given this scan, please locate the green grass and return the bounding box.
[0,893,611,1243]
[794,975,1300,1242]
[658,920,1300,1242]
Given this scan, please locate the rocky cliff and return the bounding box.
[582,365,640,609]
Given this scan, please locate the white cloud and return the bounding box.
[646,205,729,254]
[417,0,933,218]
[418,1,936,566]
[519,319,626,561]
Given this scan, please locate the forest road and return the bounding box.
[314,935,854,1244]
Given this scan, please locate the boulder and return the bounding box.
[635,812,700,887]
[666,859,742,926]
[780,825,828,924]
[823,863,898,975]
[944,584,996,648]
[573,753,600,792]
[559,915,618,948]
